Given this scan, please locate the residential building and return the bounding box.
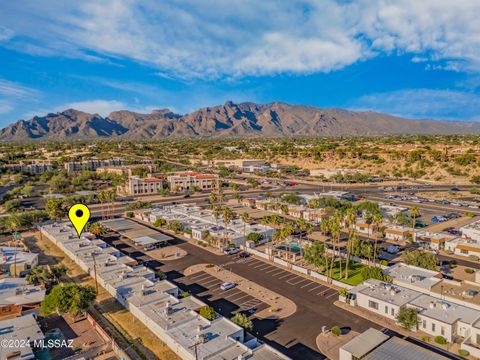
[120,175,165,195]
[461,220,480,241]
[447,237,480,257]
[385,263,442,292]
[0,314,45,360]
[0,162,53,174]
[0,278,45,319]
[40,222,288,360]
[96,164,156,176]
[384,225,411,241]
[378,202,409,218]
[340,328,448,360]
[0,247,39,276]
[347,279,480,349]
[64,158,154,172]
[167,171,218,191]
[415,230,456,250]
[355,221,374,235]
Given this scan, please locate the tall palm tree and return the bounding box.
[410,206,420,244]
[97,192,106,219]
[328,218,341,281]
[209,192,217,210]
[212,206,222,247]
[241,212,250,239]
[373,212,383,266]
[344,207,357,279]
[222,207,235,248]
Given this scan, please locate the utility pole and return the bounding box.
[92,253,99,293]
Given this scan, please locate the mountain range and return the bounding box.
[1,101,479,141]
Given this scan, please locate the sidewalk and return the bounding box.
[185,263,297,319]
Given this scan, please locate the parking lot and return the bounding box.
[176,271,269,318]
[222,255,339,301]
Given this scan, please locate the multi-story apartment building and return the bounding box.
[0,162,53,174]
[167,171,218,191]
[64,158,154,172]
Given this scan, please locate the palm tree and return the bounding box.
[373,212,383,266]
[209,192,217,209]
[222,207,235,248]
[241,212,250,239]
[344,207,357,279]
[212,206,222,247]
[26,268,47,286]
[410,206,420,243]
[97,192,106,219]
[89,222,106,237]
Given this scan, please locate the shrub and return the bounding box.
[179,291,190,298]
[379,260,388,266]
[338,288,348,298]
[469,255,479,261]
[205,264,215,268]
[465,268,475,274]
[331,326,341,336]
[360,266,392,282]
[197,241,207,247]
[126,211,134,218]
[434,336,447,345]
[458,349,469,357]
[231,313,253,331]
[199,306,216,321]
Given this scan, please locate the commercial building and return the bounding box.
[340,328,447,360]
[0,314,45,360]
[310,168,362,178]
[0,278,45,319]
[64,158,154,172]
[40,222,288,360]
[0,247,39,276]
[167,171,219,191]
[120,175,165,195]
[212,159,266,169]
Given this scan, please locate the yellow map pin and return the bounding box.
[68,204,91,237]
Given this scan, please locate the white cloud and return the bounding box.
[1,1,480,78]
[351,88,480,120]
[0,79,39,99]
[0,100,13,114]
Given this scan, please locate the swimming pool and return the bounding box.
[276,242,302,254]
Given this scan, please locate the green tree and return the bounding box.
[153,218,167,227]
[247,232,263,244]
[45,198,64,220]
[231,313,253,331]
[396,307,418,330]
[360,266,392,282]
[42,283,96,318]
[403,249,437,270]
[303,242,325,269]
[199,305,216,320]
[26,267,48,286]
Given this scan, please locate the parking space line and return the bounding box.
[316,289,331,296]
[188,272,211,281]
[251,262,268,269]
[288,278,310,286]
[307,284,324,292]
[326,291,339,299]
[228,293,253,303]
[243,258,258,264]
[256,264,273,271]
[265,267,280,274]
[270,269,286,277]
[278,273,296,280]
[286,275,303,284]
[200,279,221,287]
[300,281,317,289]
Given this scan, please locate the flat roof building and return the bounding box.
[0,314,45,360]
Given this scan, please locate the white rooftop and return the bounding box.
[0,278,45,306]
[386,263,442,290]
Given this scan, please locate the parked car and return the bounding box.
[451,187,461,191]
[238,252,250,258]
[441,273,454,280]
[387,245,399,254]
[220,282,236,290]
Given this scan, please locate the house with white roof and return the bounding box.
[0,247,39,276]
[0,314,45,360]
[0,278,45,319]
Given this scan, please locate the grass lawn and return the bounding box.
[322,261,366,286]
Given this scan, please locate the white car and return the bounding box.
[220,282,236,290]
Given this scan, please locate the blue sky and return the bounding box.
[1,0,480,127]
